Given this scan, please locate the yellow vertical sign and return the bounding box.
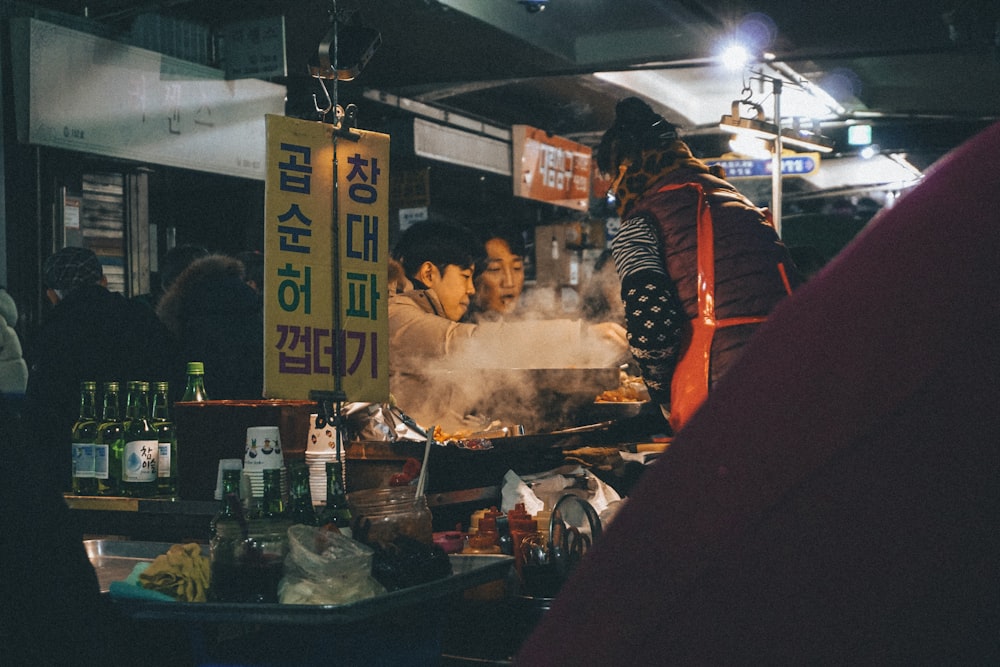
[262,114,390,403]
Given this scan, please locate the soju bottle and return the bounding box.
[95,382,123,496]
[318,460,352,537]
[71,381,99,496]
[151,381,178,499]
[120,380,158,497]
[287,461,317,526]
[181,361,209,401]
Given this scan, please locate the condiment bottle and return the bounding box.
[477,515,500,547]
[462,533,505,601]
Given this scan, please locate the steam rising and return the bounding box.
[393,310,626,435]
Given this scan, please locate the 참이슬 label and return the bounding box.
[123,439,158,482]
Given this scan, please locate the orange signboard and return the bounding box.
[511,124,592,211]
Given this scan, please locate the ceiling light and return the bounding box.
[848,124,873,146]
[719,103,834,153]
[720,44,751,70]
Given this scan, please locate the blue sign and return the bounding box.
[706,153,820,178]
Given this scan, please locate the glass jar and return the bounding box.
[347,486,433,547]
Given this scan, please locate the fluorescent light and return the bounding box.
[719,113,834,153]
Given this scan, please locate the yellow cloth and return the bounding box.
[138,543,210,602]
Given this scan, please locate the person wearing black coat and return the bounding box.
[156,253,264,401]
[22,246,178,490]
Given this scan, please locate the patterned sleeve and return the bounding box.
[611,214,685,409]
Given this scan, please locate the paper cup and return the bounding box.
[245,426,283,471]
[306,414,338,453]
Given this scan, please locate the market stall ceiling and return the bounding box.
[31,0,1000,169]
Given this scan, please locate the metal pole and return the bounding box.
[771,78,783,237]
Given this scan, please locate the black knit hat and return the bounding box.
[596,97,679,174]
[43,246,104,292]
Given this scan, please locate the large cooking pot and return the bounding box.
[399,367,621,434]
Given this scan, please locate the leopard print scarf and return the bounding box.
[613,141,721,218]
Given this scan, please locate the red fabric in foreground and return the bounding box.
[515,122,1000,665]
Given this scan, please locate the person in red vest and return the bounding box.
[516,121,1000,666]
[597,97,801,432]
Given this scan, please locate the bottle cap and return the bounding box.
[478,515,498,534]
[186,361,205,374]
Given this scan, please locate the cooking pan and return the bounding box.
[406,367,621,433]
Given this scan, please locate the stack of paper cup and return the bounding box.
[244,426,287,499]
[304,414,341,504]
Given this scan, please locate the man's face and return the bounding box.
[476,238,525,315]
[428,263,475,321]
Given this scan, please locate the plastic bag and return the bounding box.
[278,524,386,605]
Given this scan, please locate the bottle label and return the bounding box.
[123,439,158,482]
[72,442,96,478]
[157,442,172,478]
[93,444,110,480]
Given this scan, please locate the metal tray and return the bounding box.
[85,539,513,625]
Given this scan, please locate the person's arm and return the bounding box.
[611,214,685,413]
[388,293,476,359]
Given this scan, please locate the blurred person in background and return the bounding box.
[132,243,209,311]
[157,252,263,400]
[0,286,28,407]
[597,97,801,433]
[2,392,190,666]
[388,256,413,295]
[236,249,265,306]
[516,121,1000,667]
[23,246,176,489]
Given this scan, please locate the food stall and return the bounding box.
[44,18,670,664]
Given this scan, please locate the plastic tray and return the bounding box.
[85,539,513,625]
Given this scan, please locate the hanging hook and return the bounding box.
[312,77,333,120]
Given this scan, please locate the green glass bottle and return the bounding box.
[287,461,317,526]
[71,381,99,496]
[260,468,286,519]
[181,361,209,401]
[151,381,178,499]
[95,381,123,496]
[120,380,158,497]
[318,460,352,536]
[208,468,246,603]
